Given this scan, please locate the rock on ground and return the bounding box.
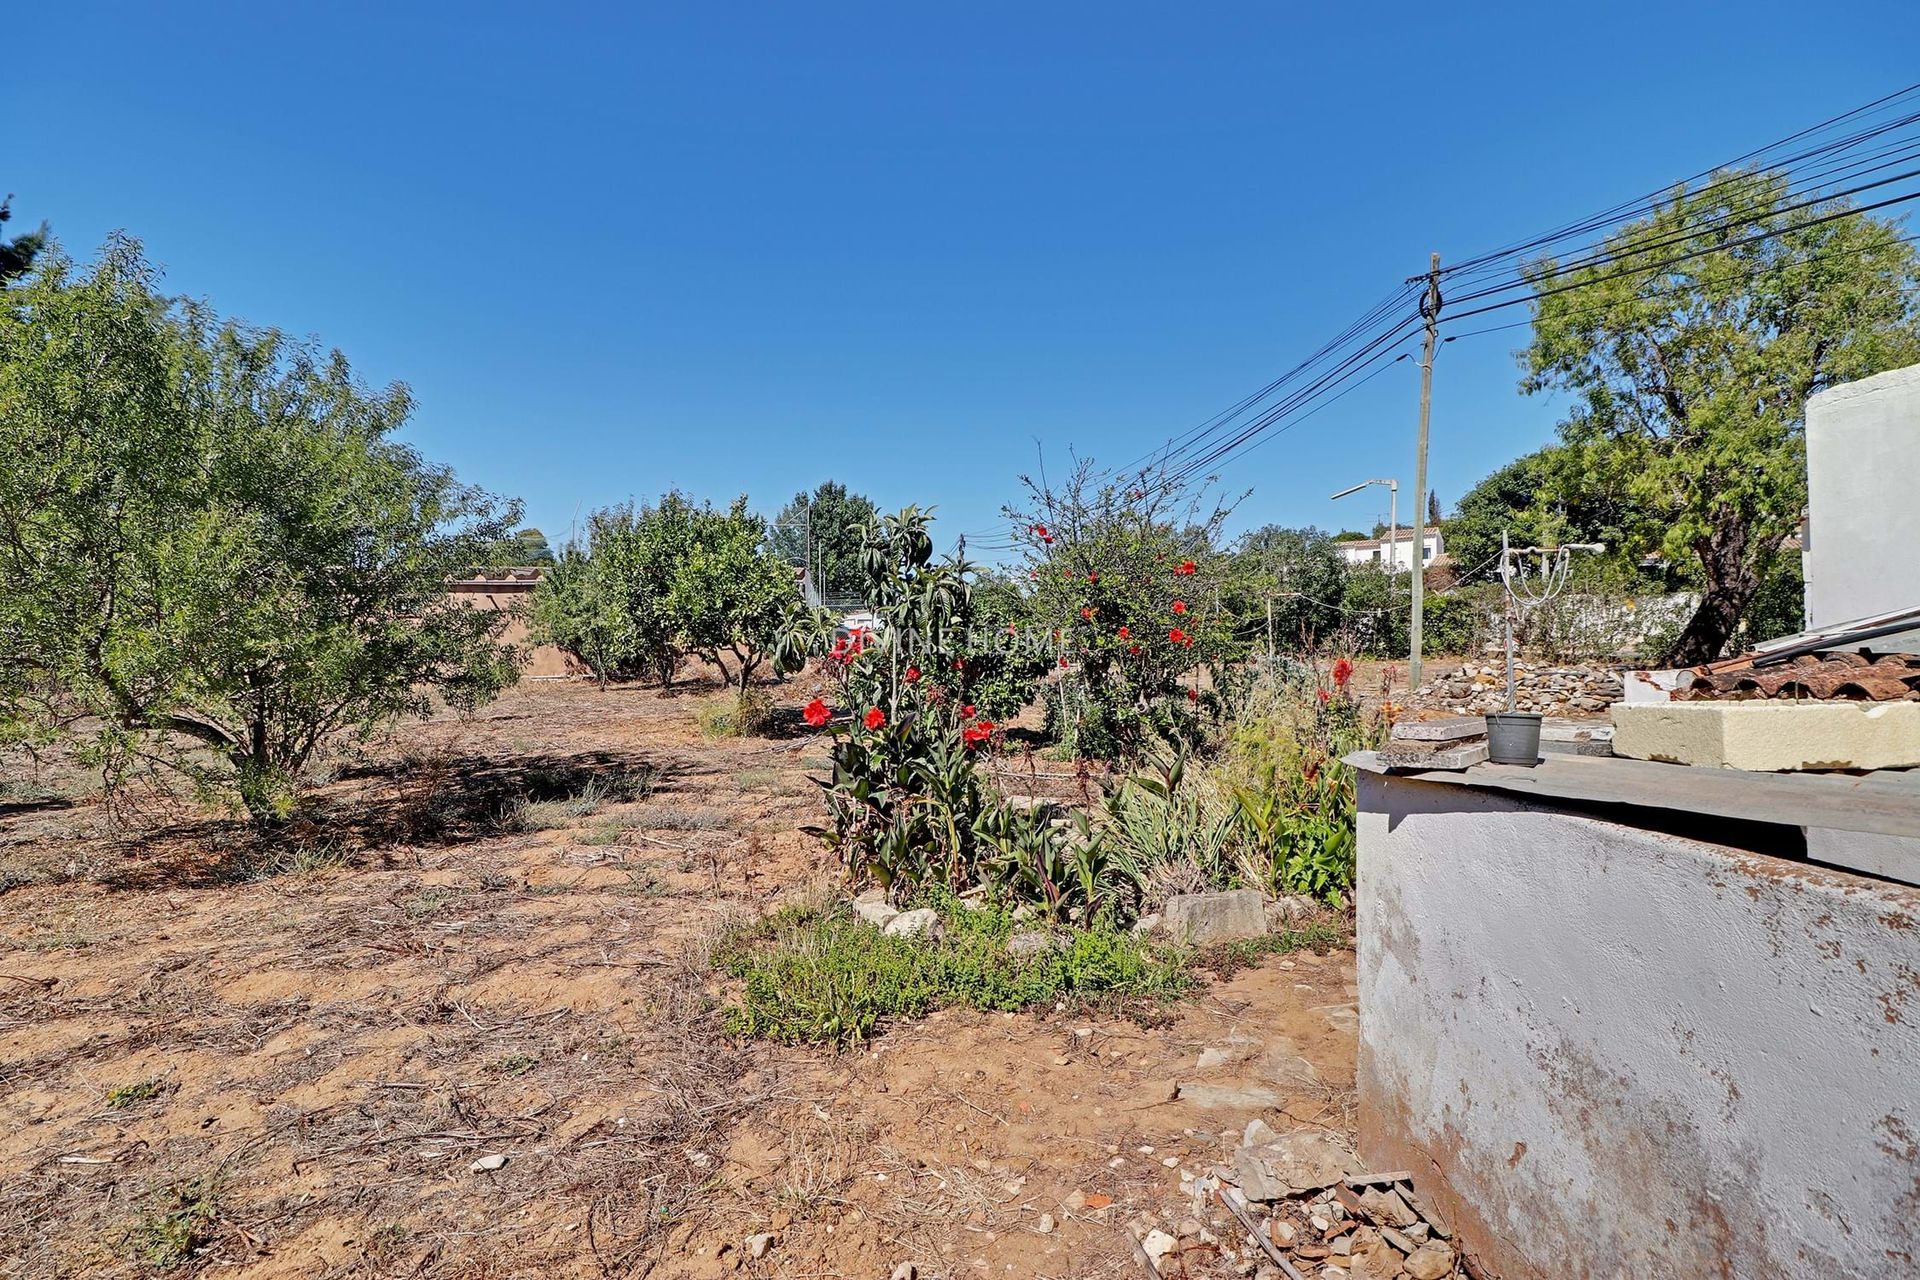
[1157,890,1268,945]
[852,889,898,929]
[883,907,942,940]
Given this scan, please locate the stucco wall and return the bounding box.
[1355,772,1920,1280]
[1805,362,1920,648]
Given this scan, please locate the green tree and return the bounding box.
[0,194,48,286]
[511,527,554,564]
[669,497,797,691]
[0,241,521,824]
[530,497,694,688]
[1443,446,1645,585]
[1522,168,1920,663]
[770,480,879,599]
[1228,525,1349,653]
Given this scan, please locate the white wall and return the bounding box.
[1339,532,1441,573]
[1355,772,1920,1280]
[1805,362,1920,648]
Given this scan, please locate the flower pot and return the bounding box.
[1485,712,1543,766]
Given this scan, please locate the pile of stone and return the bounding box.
[1137,1119,1468,1280]
[1408,659,1623,718]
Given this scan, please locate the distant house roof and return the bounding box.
[449,567,546,590]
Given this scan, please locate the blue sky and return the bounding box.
[8,2,1914,560]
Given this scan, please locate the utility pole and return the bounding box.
[1408,252,1442,689]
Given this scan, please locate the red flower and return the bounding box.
[1032,524,1049,538]
[1176,559,1197,576]
[1043,534,1054,545]
[905,666,921,683]
[1059,656,1069,668]
[803,698,831,727]
[1128,644,1141,655]
[961,704,976,718]
[1188,687,1199,702]
[1317,689,1331,704]
[1171,600,1188,614]
[1117,626,1130,639]
[1087,572,1099,584]
[962,720,997,748]
[864,707,886,730]
[1332,658,1353,688]
[1029,569,1040,579]
[1168,627,1187,644]
[1080,607,1094,621]
[1007,622,1017,634]
[1184,634,1195,647]
[953,659,964,671]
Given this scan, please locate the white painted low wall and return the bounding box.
[1355,771,1920,1280]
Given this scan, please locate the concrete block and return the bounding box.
[1611,700,1920,772]
[1805,362,1920,649]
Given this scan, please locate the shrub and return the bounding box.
[695,688,774,738]
[717,898,1188,1044]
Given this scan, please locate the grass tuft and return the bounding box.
[716,896,1191,1045]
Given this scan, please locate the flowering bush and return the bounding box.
[1005,458,1237,761]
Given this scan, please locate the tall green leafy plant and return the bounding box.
[0,240,521,824]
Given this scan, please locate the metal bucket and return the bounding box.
[1485,712,1543,766]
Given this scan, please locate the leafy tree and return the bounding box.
[530,497,695,688]
[1427,489,1442,527]
[1522,168,1920,663]
[1332,530,1368,542]
[1228,525,1349,653]
[510,527,554,564]
[0,240,521,824]
[0,194,48,286]
[1443,446,1644,585]
[669,498,797,691]
[770,480,878,599]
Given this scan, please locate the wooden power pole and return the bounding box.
[1408,253,1442,690]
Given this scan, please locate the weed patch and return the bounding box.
[122,1178,219,1268]
[106,1079,164,1108]
[1191,921,1345,979]
[717,899,1190,1044]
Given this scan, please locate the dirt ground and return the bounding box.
[0,673,1358,1279]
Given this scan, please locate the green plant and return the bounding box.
[695,688,774,738]
[717,899,1187,1044]
[106,1079,163,1108]
[0,239,522,826]
[486,1053,540,1076]
[123,1178,220,1268]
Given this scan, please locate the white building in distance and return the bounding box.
[1337,525,1444,573]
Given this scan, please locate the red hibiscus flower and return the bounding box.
[1176,559,1197,576]
[961,704,976,718]
[905,666,921,683]
[1059,656,1069,668]
[1032,523,1049,537]
[1080,607,1094,621]
[802,699,831,727]
[1183,634,1195,647]
[1317,689,1331,704]
[1087,572,1099,584]
[1128,644,1141,655]
[1171,600,1187,614]
[1332,658,1353,688]
[1168,627,1187,644]
[1117,626,1130,639]
[962,720,997,748]
[864,707,886,730]
[1188,687,1199,702]
[1043,534,1054,545]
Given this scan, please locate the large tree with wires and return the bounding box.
[1519,167,1920,664]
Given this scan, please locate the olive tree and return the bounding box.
[0,240,522,823]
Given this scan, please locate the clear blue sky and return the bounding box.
[9,2,1914,559]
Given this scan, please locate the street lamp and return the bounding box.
[1331,478,1400,574]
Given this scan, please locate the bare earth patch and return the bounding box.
[0,674,1356,1278]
